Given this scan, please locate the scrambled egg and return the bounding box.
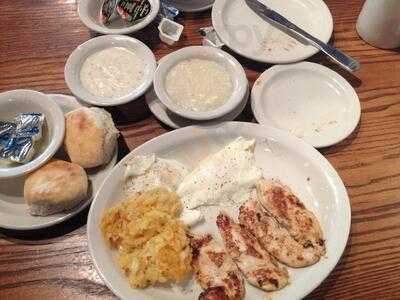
[101,188,192,288]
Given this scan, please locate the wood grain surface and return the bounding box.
[1,0,400,299]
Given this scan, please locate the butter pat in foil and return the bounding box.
[0,137,35,164]
[0,122,15,152]
[0,121,16,140]
[0,113,45,164]
[158,2,179,20]
[116,0,152,24]
[15,113,44,142]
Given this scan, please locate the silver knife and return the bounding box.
[245,0,360,72]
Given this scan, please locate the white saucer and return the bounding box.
[146,86,249,128]
[251,62,361,148]
[163,0,214,12]
[0,94,117,230]
[212,0,333,64]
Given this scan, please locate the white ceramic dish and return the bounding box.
[88,122,351,300]
[251,62,361,148]
[153,46,248,121]
[0,94,117,230]
[146,86,249,128]
[163,0,214,12]
[78,0,160,35]
[212,0,333,64]
[0,90,65,179]
[65,35,157,107]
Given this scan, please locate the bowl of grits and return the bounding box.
[78,0,160,35]
[153,46,248,121]
[65,35,156,107]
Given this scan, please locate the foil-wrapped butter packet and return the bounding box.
[0,121,16,139]
[0,113,45,164]
[0,137,35,164]
[15,113,44,142]
[117,0,152,24]
[0,121,16,154]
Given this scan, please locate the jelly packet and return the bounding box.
[0,121,16,140]
[100,0,119,24]
[116,0,152,24]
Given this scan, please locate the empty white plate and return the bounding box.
[146,86,249,128]
[212,0,333,64]
[0,94,117,230]
[251,62,361,148]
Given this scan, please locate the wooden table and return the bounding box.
[1,0,400,299]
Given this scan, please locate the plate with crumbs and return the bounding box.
[212,0,333,64]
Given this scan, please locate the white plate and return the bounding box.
[146,86,249,128]
[251,62,361,148]
[212,0,333,64]
[0,94,117,230]
[78,0,160,35]
[65,35,157,107]
[88,122,351,300]
[163,0,214,12]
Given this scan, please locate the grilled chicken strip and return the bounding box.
[256,179,326,257]
[216,213,289,291]
[199,286,229,300]
[190,234,245,300]
[239,200,321,267]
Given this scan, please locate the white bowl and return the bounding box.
[0,90,65,179]
[153,46,248,121]
[65,35,157,107]
[78,0,160,35]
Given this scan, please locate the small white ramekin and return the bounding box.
[0,90,65,178]
[65,35,156,107]
[153,46,248,121]
[78,0,160,35]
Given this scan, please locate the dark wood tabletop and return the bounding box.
[1,0,400,299]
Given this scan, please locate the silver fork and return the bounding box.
[245,0,360,72]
